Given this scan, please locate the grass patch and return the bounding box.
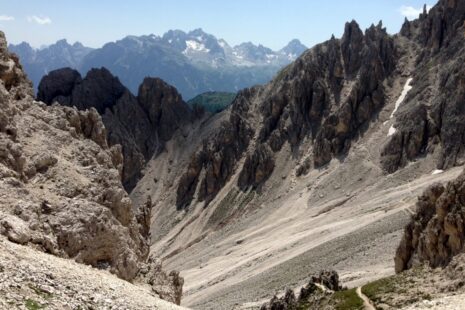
[188,92,236,113]
[333,288,364,310]
[25,299,44,310]
[296,301,311,310]
[29,285,53,300]
[362,276,398,304]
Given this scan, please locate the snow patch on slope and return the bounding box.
[391,78,413,118]
[388,125,397,136]
[387,78,413,137]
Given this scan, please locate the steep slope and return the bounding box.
[37,67,196,191]
[0,31,183,306]
[381,2,465,173]
[0,32,146,280]
[126,0,465,308]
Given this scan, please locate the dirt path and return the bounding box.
[356,287,376,310]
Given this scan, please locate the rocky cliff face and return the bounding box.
[395,2,465,266]
[395,168,465,273]
[176,86,256,208]
[258,21,396,167]
[37,68,194,191]
[175,20,398,208]
[0,31,183,304]
[381,0,465,173]
[173,0,465,211]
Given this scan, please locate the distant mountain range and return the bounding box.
[9,29,307,99]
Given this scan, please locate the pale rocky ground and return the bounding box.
[403,295,465,310]
[0,236,186,310]
[133,59,464,309]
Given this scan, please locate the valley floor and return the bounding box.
[161,166,463,309]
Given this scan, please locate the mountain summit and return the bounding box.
[280,39,308,59]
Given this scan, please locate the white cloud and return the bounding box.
[27,15,52,25]
[399,5,432,20]
[0,15,15,21]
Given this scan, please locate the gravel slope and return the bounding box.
[0,237,186,310]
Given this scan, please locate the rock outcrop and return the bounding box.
[38,68,194,190]
[395,168,465,273]
[260,270,341,310]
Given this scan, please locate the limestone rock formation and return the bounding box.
[0,31,148,281]
[238,144,275,190]
[38,68,194,190]
[0,32,184,307]
[395,168,465,273]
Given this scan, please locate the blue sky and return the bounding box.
[1,0,435,50]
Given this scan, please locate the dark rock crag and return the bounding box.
[176,0,465,210]
[381,0,465,173]
[176,20,398,208]
[258,20,396,168]
[176,87,256,208]
[38,68,193,190]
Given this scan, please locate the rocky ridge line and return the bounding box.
[37,67,195,191]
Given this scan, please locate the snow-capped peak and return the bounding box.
[184,40,210,54]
